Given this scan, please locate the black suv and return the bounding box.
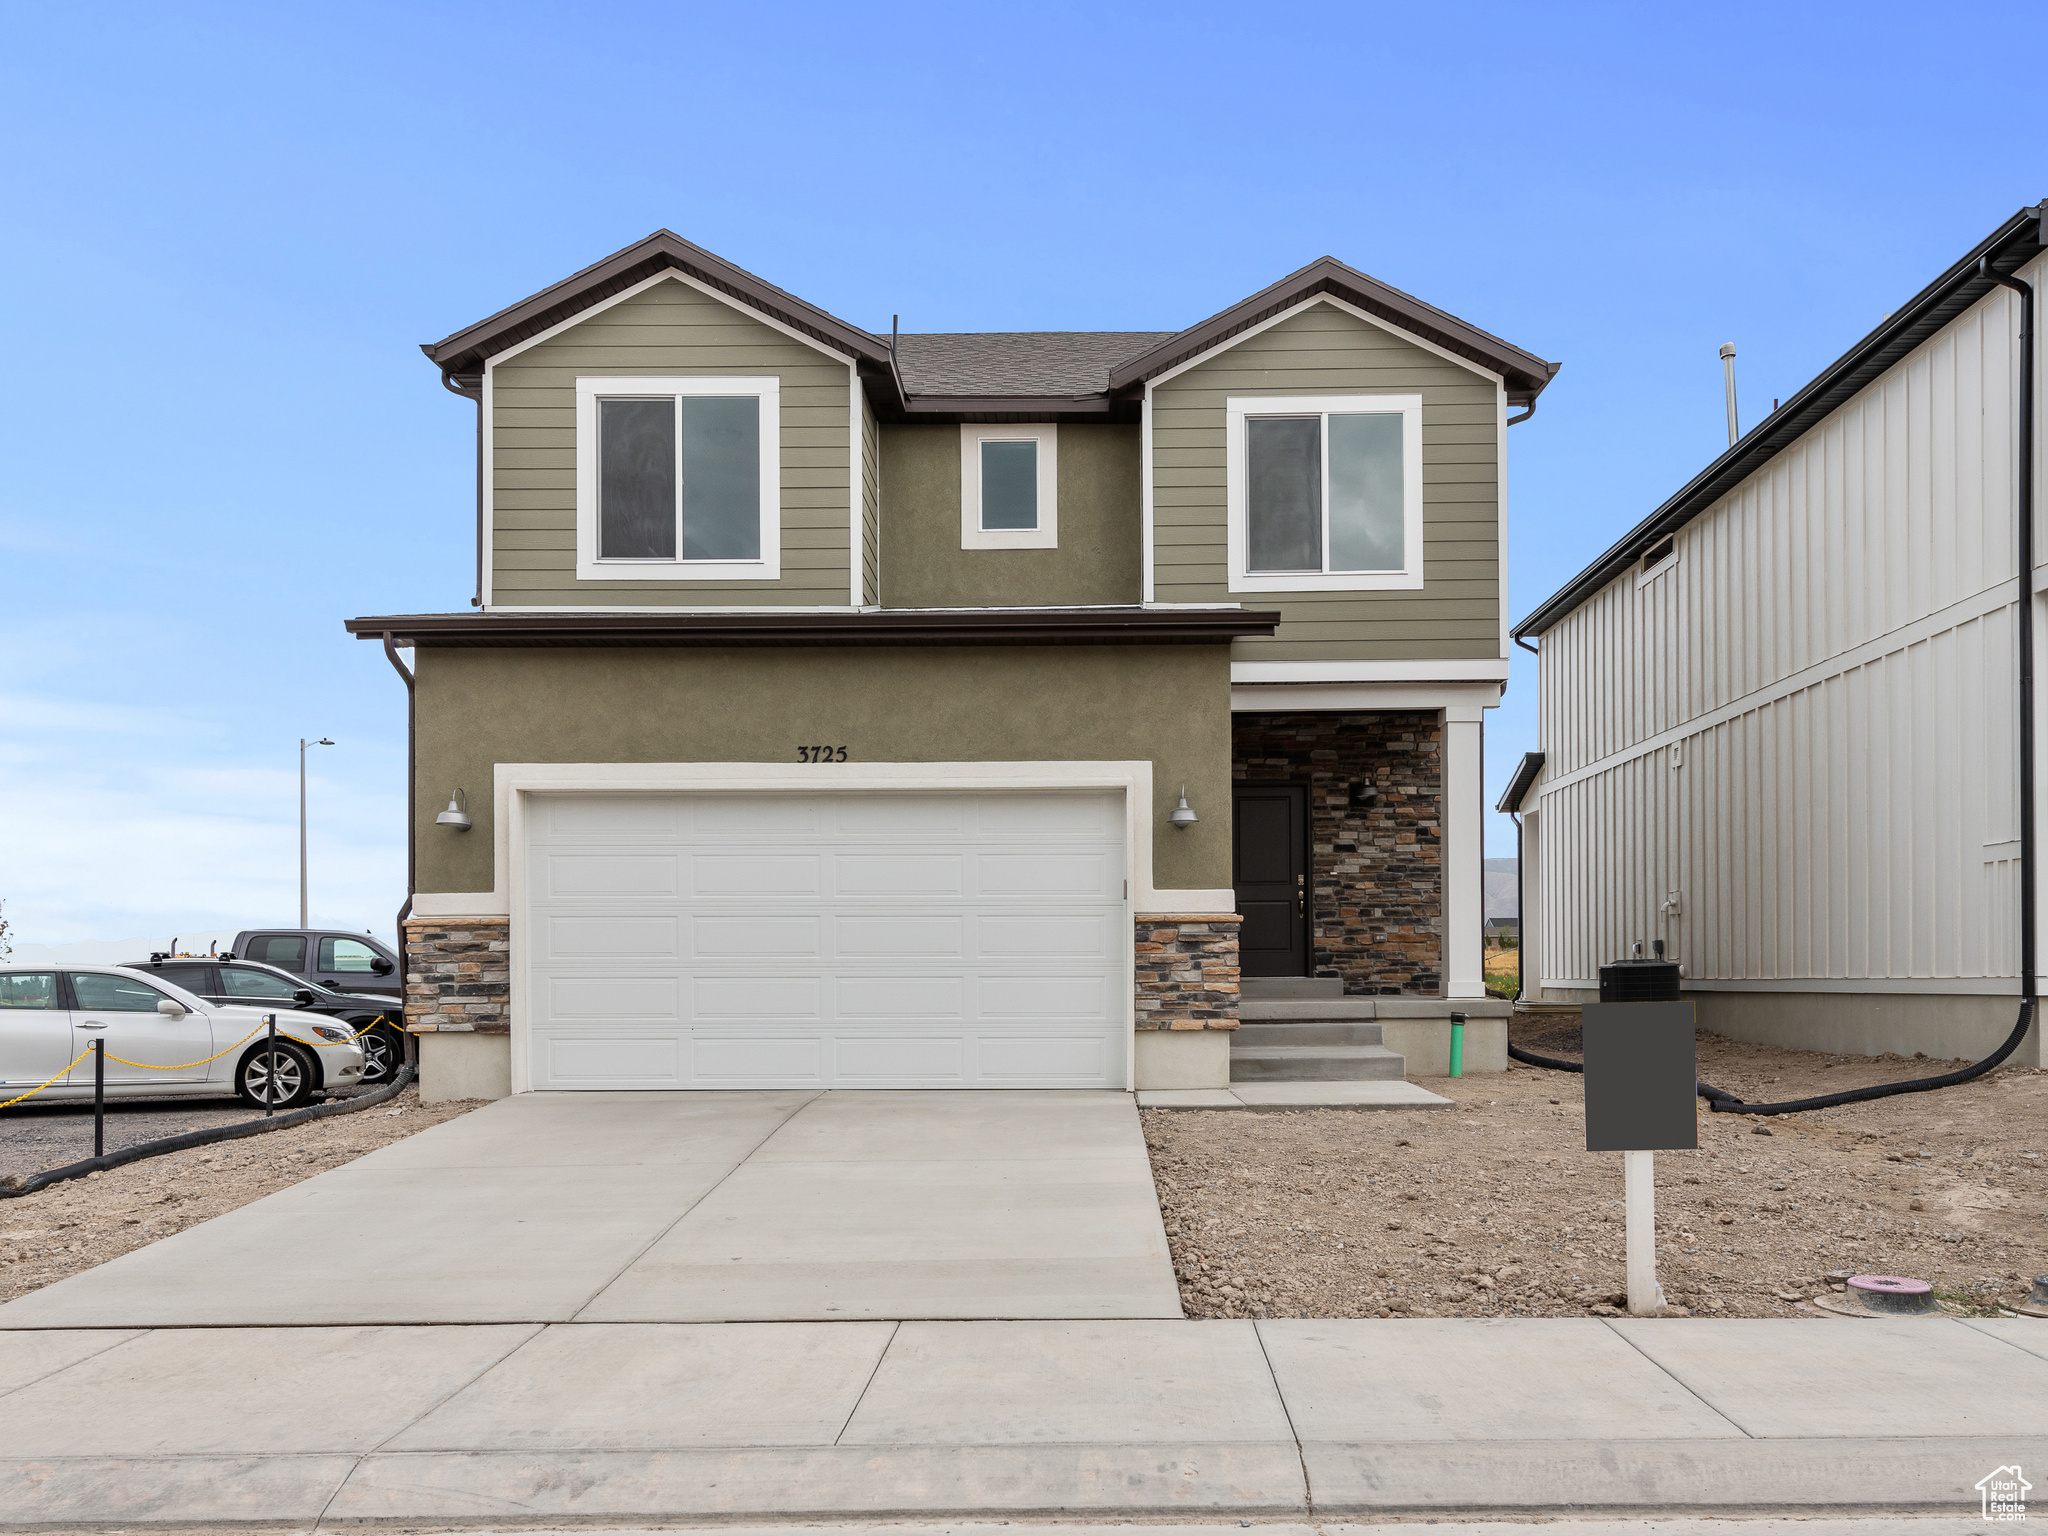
[125,957,408,1085]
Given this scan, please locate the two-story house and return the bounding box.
[346,232,1557,1099]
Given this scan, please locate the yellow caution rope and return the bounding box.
[97,1015,395,1072]
[0,1048,97,1111]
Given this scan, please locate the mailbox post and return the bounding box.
[1582,1000,1697,1315]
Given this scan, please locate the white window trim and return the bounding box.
[574,375,782,582]
[959,424,1057,550]
[1225,393,1424,593]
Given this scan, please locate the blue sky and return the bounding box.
[3,1,2045,944]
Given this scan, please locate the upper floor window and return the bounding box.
[1225,394,1424,592]
[576,376,782,581]
[960,424,1057,550]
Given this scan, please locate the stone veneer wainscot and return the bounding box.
[1133,915,1241,1031]
[402,917,510,1033]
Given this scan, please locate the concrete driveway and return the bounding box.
[0,1090,1182,1328]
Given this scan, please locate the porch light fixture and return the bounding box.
[1168,785,1199,829]
[435,789,473,831]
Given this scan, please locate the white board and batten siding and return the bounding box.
[1534,253,2047,995]
[524,790,1128,1089]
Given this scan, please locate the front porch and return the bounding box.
[1231,707,1490,1003]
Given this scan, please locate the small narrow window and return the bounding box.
[1642,537,1675,571]
[980,440,1039,530]
[959,424,1057,548]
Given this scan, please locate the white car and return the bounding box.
[0,964,366,1110]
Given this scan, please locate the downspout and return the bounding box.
[440,369,484,609]
[1511,812,1527,1003]
[1984,255,2038,1024]
[382,633,415,946]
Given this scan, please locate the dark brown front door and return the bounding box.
[1234,784,1308,976]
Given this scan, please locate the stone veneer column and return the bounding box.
[402,917,510,1034]
[1133,915,1241,1030]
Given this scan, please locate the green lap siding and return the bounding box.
[861,392,880,605]
[489,277,853,607]
[1151,301,1503,663]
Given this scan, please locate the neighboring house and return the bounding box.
[1509,204,2047,1067]
[347,231,1556,1098]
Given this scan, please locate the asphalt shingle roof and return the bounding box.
[892,332,1175,397]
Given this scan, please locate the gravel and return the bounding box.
[1145,1019,2048,1321]
[0,1086,395,1177]
[0,1087,484,1304]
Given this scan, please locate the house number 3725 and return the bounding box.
[797,746,849,763]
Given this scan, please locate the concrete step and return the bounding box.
[1240,997,1515,1022]
[1232,1019,1385,1048]
[1242,999,1383,1023]
[1239,977,1344,1000]
[1228,1044,1408,1083]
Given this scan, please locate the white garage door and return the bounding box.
[523,790,1128,1090]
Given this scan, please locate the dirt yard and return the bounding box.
[0,1087,484,1304]
[1145,1014,2048,1320]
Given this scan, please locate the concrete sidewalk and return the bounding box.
[0,1316,2041,1527]
[0,1089,1182,1326]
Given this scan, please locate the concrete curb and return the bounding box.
[5,1437,2039,1527]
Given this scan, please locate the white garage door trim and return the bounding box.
[500,761,1183,1095]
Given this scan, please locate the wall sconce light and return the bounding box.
[435,789,473,831]
[1349,781,1380,811]
[1168,784,1199,829]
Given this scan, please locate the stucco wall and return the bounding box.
[879,423,1142,608]
[412,643,1232,894]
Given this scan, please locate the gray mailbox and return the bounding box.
[1583,1000,1697,1152]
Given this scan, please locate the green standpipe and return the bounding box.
[1448,1011,1466,1078]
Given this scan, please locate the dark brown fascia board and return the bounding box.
[867,391,1134,425]
[344,607,1280,649]
[1108,256,1560,403]
[1513,203,2048,641]
[420,231,898,391]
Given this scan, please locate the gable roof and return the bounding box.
[420,234,1557,422]
[420,229,897,384]
[1514,203,2048,641]
[1108,256,1560,404]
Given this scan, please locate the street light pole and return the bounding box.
[300,737,334,928]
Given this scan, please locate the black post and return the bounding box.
[93,1040,104,1158]
[265,1013,277,1117]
